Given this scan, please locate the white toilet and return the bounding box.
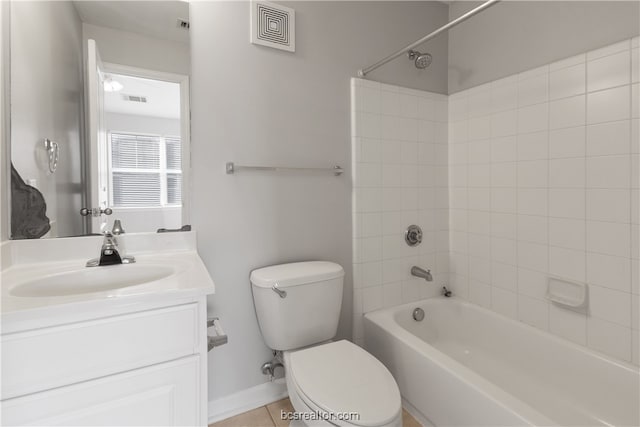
[250,261,402,427]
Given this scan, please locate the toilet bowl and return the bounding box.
[250,262,402,427]
[284,341,401,427]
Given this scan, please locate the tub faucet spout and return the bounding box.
[411,266,433,281]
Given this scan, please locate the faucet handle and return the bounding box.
[112,219,125,235]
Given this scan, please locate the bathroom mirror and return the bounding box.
[8,1,190,239]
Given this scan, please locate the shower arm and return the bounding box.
[357,0,501,77]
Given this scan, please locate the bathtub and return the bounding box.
[364,297,639,427]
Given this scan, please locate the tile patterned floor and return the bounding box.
[209,398,422,427]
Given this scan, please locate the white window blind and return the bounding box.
[109,132,182,208]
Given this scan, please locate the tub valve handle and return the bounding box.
[442,286,452,297]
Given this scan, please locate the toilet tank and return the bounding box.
[250,261,345,351]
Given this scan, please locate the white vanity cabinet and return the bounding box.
[1,297,210,426]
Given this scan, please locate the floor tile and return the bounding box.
[266,398,295,427]
[209,406,275,427]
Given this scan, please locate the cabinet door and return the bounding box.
[2,356,201,426]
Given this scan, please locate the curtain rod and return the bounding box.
[358,0,501,77]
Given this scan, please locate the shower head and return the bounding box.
[407,50,432,69]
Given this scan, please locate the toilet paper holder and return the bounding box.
[207,317,228,351]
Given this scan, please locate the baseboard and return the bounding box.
[208,378,288,424]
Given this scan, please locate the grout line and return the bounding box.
[583,50,589,345]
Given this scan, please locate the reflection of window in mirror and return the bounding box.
[101,72,185,233]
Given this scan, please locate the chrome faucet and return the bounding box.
[86,231,135,267]
[411,266,433,281]
[442,286,452,297]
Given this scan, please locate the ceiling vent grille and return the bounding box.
[250,1,295,52]
[122,94,148,103]
[177,18,190,29]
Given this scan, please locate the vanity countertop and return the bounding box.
[0,232,215,333]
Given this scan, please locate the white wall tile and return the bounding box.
[518,103,549,134]
[518,241,548,272]
[587,50,630,92]
[586,189,630,223]
[517,189,548,216]
[550,126,585,159]
[549,158,585,188]
[587,85,631,124]
[362,285,384,312]
[550,63,586,100]
[589,285,631,327]
[468,164,491,188]
[491,188,517,213]
[518,73,549,107]
[492,237,517,266]
[491,287,518,319]
[586,120,631,156]
[587,317,632,361]
[491,136,517,163]
[518,295,549,330]
[550,304,587,345]
[467,140,492,164]
[549,217,586,251]
[491,110,518,137]
[549,246,586,282]
[586,155,630,188]
[517,131,548,161]
[549,188,585,219]
[586,220,631,257]
[492,262,517,291]
[491,213,517,239]
[586,252,631,292]
[492,81,518,112]
[518,215,548,244]
[550,95,586,130]
[518,160,548,188]
[491,162,517,188]
[632,49,639,84]
[518,267,548,300]
[468,279,491,308]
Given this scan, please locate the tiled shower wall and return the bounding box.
[448,37,639,365]
[351,78,449,345]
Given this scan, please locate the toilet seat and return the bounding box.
[286,340,401,427]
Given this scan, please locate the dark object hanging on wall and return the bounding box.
[11,163,51,239]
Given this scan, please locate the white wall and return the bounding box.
[448,1,640,93]
[351,78,449,345]
[104,112,182,232]
[189,0,449,402]
[10,1,84,238]
[447,38,639,365]
[106,112,180,137]
[83,23,190,76]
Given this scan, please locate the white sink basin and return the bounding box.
[10,264,175,297]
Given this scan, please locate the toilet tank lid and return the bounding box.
[250,261,344,288]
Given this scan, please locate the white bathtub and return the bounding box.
[364,297,639,427]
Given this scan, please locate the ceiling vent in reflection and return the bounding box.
[176,18,190,30]
[121,94,148,103]
[250,1,295,52]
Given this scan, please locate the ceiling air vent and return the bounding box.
[122,94,148,103]
[250,1,295,52]
[177,18,190,29]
